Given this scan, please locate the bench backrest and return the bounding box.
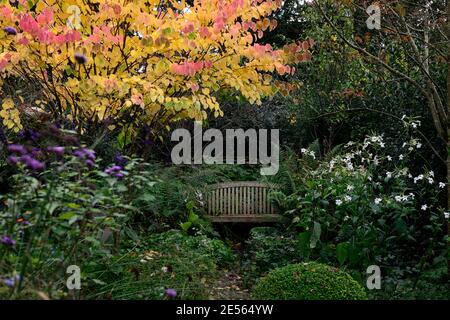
[206,181,279,216]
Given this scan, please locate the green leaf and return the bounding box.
[336,242,349,265]
[188,211,199,223]
[59,212,77,220]
[180,221,192,232]
[46,202,59,215]
[124,227,139,241]
[91,279,106,285]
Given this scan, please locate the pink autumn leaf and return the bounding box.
[190,83,200,92]
[182,22,195,34]
[199,27,211,38]
[37,8,54,26]
[0,6,13,19]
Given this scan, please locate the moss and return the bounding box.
[252,262,367,300]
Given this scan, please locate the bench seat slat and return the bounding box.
[205,181,282,223]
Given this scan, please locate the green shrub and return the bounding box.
[252,262,367,300]
[242,227,302,287]
[274,134,446,277]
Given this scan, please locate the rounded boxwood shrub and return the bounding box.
[252,262,367,300]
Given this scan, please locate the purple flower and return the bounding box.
[74,53,87,64]
[84,150,96,161]
[165,288,177,298]
[85,159,95,168]
[74,148,96,160]
[115,172,125,179]
[3,275,22,288]
[0,235,16,246]
[7,156,19,165]
[3,26,17,35]
[105,165,125,179]
[3,278,14,288]
[29,159,45,171]
[73,149,84,158]
[7,144,27,155]
[114,154,128,166]
[74,148,96,168]
[47,146,65,156]
[21,156,45,171]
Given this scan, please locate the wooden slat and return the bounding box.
[263,188,266,214]
[209,181,280,189]
[207,214,287,223]
[243,186,246,214]
[219,188,225,214]
[259,188,264,214]
[247,187,251,215]
[216,189,219,214]
[250,187,254,215]
[205,181,281,220]
[226,187,230,215]
[207,191,211,215]
[211,190,215,215]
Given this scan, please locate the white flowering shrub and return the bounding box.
[275,132,447,275]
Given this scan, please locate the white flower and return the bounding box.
[374,198,382,205]
[416,143,422,149]
[444,212,450,219]
[344,195,352,202]
[379,142,385,148]
[421,204,428,211]
[344,215,350,221]
[347,185,354,192]
[336,199,343,206]
[414,175,424,184]
[428,177,434,184]
[373,157,379,166]
[394,196,403,202]
[429,171,434,177]
[411,123,418,129]
[399,154,404,160]
[386,172,392,179]
[439,182,446,189]
[409,193,415,199]
[387,155,392,161]
[161,266,168,273]
[368,176,372,181]
[301,148,307,154]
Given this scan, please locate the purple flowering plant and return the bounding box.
[0,134,159,297]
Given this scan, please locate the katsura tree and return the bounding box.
[0,0,312,145]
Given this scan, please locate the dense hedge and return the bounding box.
[252,262,367,300]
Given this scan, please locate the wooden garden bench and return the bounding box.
[205,181,284,223]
